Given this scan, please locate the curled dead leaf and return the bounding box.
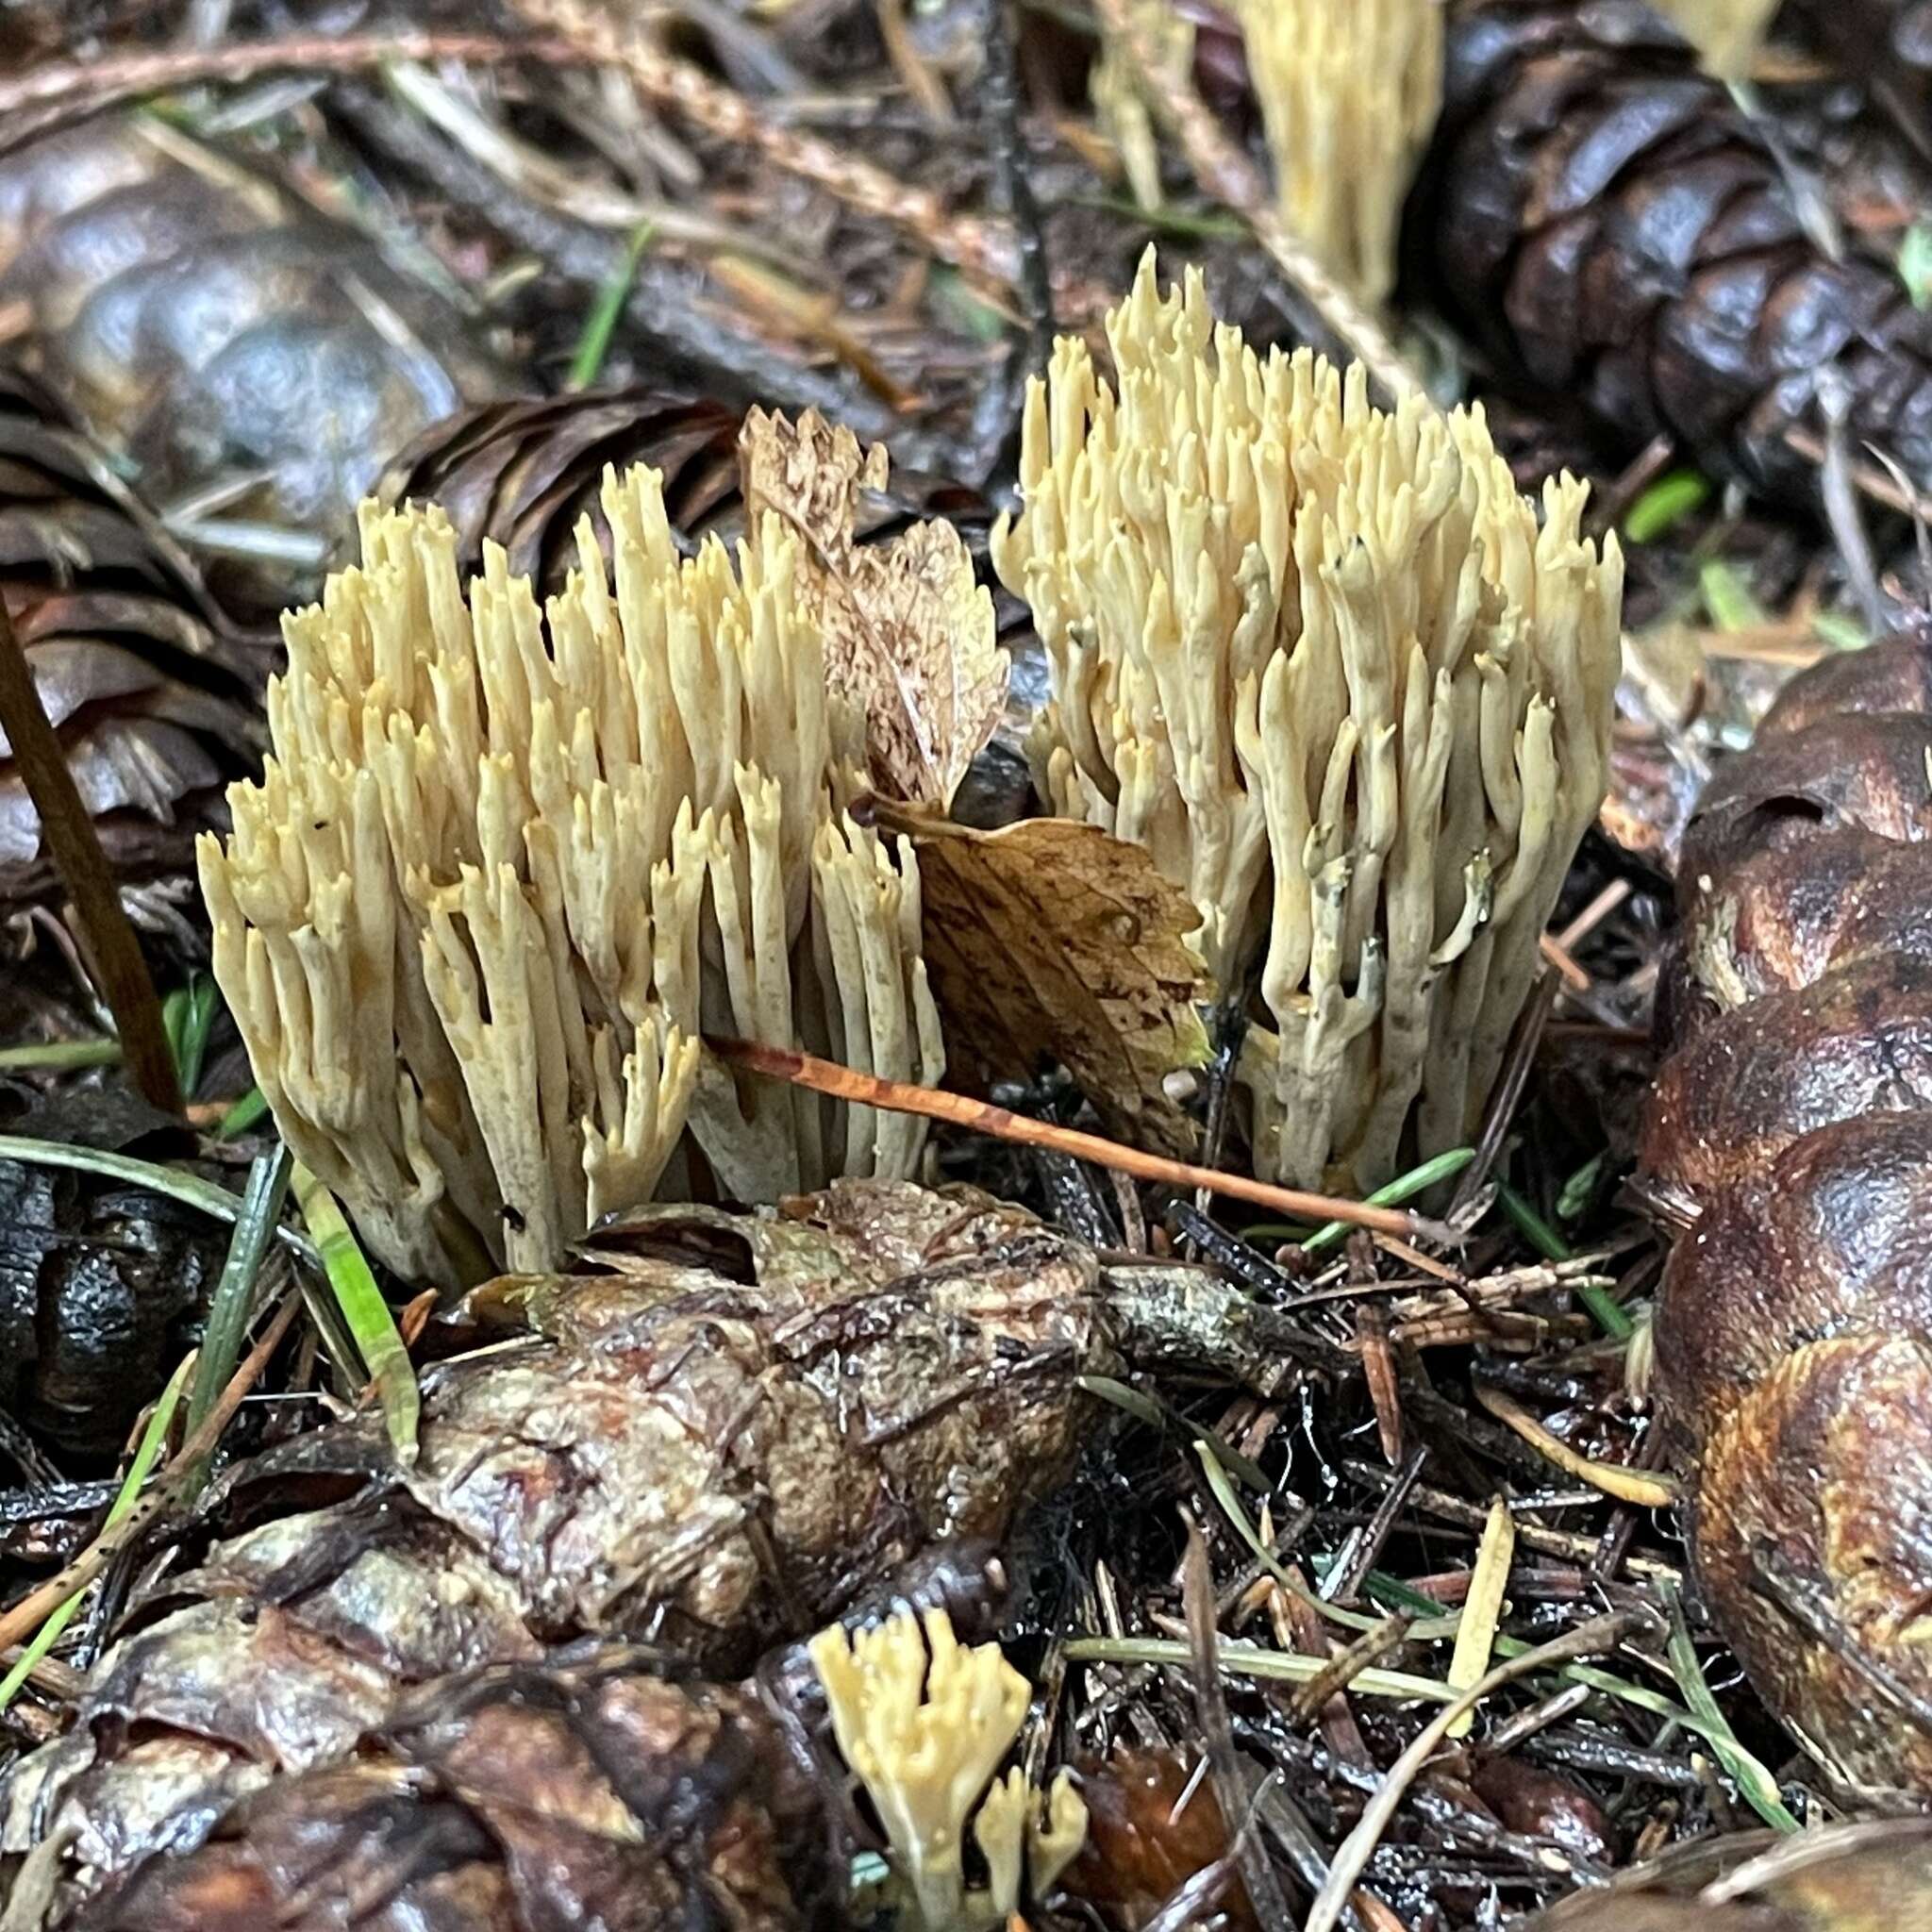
[878,805,1210,1156]
[740,407,1006,809]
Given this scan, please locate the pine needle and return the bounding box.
[1062,1634,1457,1705]
[1444,1498,1515,1738]
[0,1351,193,1715]
[182,1143,291,1491]
[1661,1579,1802,1833]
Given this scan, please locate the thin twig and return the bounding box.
[0,31,584,148]
[1086,0,1424,407]
[711,1036,1447,1241]
[0,599,180,1114]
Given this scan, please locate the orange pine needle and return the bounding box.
[710,1036,1446,1242]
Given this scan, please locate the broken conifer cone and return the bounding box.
[1642,630,1932,1793]
[371,386,1003,592]
[1414,0,1932,505]
[79,1647,832,1932]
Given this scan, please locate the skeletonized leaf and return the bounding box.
[882,807,1210,1156]
[740,407,1007,809]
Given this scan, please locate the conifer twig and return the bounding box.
[0,598,180,1113]
[711,1036,1453,1241]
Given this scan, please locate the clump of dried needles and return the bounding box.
[993,255,1623,1192]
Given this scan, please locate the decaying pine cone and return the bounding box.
[1530,1819,1932,1929]
[371,388,1002,591]
[1413,0,1932,504]
[0,364,266,902]
[0,114,506,602]
[64,1645,830,1932]
[1641,631,1932,1792]
[0,1177,1340,1909]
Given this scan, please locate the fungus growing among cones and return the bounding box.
[1235,0,1442,306]
[993,255,1622,1191]
[199,463,942,1284]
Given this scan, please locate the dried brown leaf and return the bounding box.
[881,807,1210,1156]
[740,407,1006,809]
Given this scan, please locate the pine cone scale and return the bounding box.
[1420,0,1932,499]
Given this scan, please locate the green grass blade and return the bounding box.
[1660,1581,1801,1833]
[182,1142,291,1491]
[290,1163,418,1463]
[1495,1179,1632,1340]
[0,1039,121,1073]
[216,1085,270,1139]
[1244,1146,1477,1252]
[1622,470,1710,544]
[0,1351,193,1714]
[568,223,655,391]
[172,974,220,1097]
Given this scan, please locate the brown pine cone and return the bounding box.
[0,1182,1090,1912]
[0,114,507,604]
[1414,0,1932,503]
[372,391,743,589]
[0,365,266,903]
[373,389,1002,590]
[1641,631,1932,1794]
[77,1647,831,1932]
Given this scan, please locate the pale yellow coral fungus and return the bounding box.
[809,1607,1087,1932]
[1236,0,1443,306]
[199,464,943,1285]
[1653,0,1780,74]
[992,254,1623,1193]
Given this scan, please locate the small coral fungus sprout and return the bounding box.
[1235,0,1443,306]
[810,1607,1087,1932]
[199,464,942,1286]
[993,255,1622,1192]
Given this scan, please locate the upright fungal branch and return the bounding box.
[810,1606,1088,1932]
[993,256,1622,1192]
[199,464,942,1285]
[1234,0,1442,306]
[1653,0,1781,74]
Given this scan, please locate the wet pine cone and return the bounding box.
[1412,0,1932,504]
[0,1181,1104,1915]
[1641,632,1932,1793]
[62,1646,833,1932]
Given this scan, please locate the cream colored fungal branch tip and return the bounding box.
[992,253,1623,1194]
[199,463,943,1287]
[1235,0,1443,307]
[1652,0,1780,75]
[809,1607,1087,1932]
